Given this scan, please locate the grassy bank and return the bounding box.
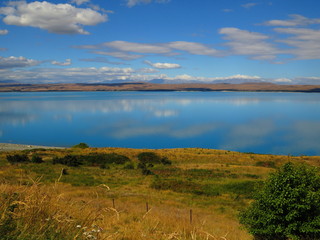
[1,147,319,240]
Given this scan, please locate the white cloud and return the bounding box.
[144,60,181,69]
[0,1,107,34]
[219,27,279,60]
[92,51,143,60]
[241,2,258,9]
[164,73,262,82]
[263,14,320,27]
[80,57,128,65]
[0,56,40,69]
[126,0,170,7]
[103,41,171,54]
[273,78,292,83]
[51,59,72,66]
[76,40,220,60]
[138,67,159,73]
[274,28,320,60]
[0,29,8,35]
[168,41,220,56]
[1,63,318,85]
[71,0,91,5]
[0,66,164,83]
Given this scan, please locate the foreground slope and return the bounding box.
[1,147,320,239]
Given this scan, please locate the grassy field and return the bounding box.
[1,147,320,240]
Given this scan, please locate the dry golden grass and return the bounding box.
[0,182,252,240]
[1,147,320,239]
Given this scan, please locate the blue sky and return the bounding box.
[0,0,319,84]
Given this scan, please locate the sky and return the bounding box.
[0,0,320,84]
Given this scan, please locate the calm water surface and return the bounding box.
[1,91,320,155]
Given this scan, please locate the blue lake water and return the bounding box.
[1,91,320,155]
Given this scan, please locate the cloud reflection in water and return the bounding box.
[1,92,320,155]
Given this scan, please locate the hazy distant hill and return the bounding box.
[1,82,320,92]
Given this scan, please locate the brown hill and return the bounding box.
[1,82,320,92]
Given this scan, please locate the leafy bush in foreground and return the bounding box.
[240,162,320,240]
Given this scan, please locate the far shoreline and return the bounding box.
[1,82,320,93]
[0,143,65,152]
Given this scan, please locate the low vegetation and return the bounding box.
[1,146,320,239]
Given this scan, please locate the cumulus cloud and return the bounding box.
[274,28,320,60]
[0,1,107,34]
[71,0,91,5]
[80,57,128,65]
[144,60,181,69]
[76,40,221,60]
[164,73,262,82]
[103,41,171,54]
[241,2,258,9]
[125,0,171,8]
[168,41,220,56]
[51,59,72,66]
[1,64,318,85]
[263,14,320,27]
[0,56,40,69]
[219,27,279,60]
[0,66,164,83]
[92,51,144,60]
[0,29,8,35]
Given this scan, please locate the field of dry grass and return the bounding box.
[1,147,320,239]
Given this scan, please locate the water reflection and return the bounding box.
[1,92,320,155]
[220,119,275,150]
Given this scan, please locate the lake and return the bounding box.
[1,91,320,155]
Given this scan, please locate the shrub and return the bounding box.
[240,162,320,240]
[255,161,276,168]
[141,168,153,175]
[160,156,172,165]
[123,162,135,169]
[6,154,29,164]
[72,142,89,149]
[81,153,130,166]
[137,152,172,165]
[137,152,161,164]
[31,154,44,163]
[52,155,83,167]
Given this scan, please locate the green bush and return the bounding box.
[255,161,276,168]
[52,153,130,168]
[6,154,29,164]
[82,153,130,166]
[240,162,320,240]
[123,162,135,169]
[52,155,83,167]
[31,154,44,163]
[151,178,220,196]
[137,152,172,165]
[72,142,89,149]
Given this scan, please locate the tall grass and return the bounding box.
[0,182,251,240]
[1,147,320,239]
